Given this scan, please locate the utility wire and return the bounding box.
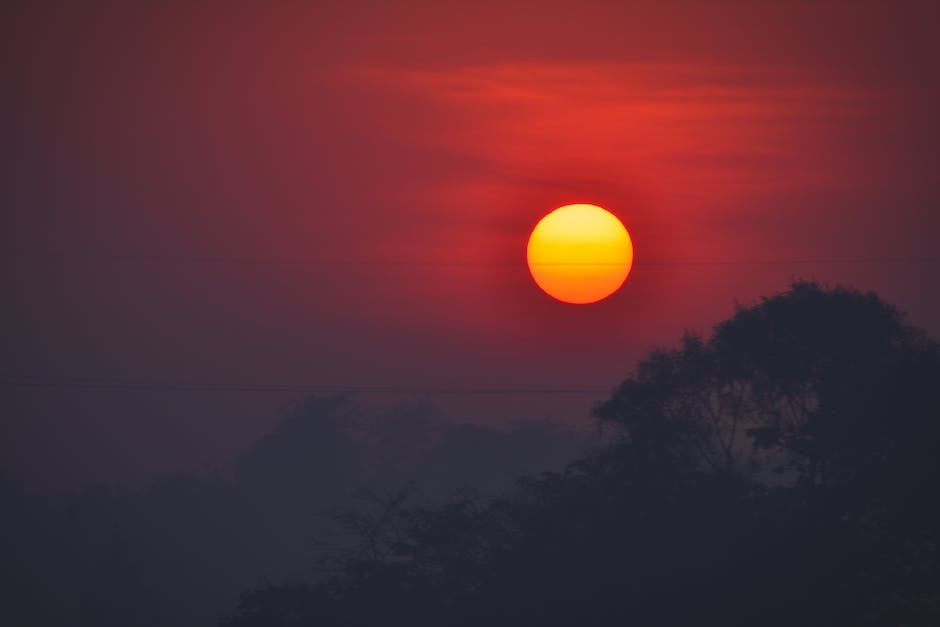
[0,374,611,395]
[3,252,937,267]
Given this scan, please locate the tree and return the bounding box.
[595,281,940,489]
[222,281,940,626]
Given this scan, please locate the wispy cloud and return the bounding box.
[364,62,874,214]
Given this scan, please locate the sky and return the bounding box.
[3,0,939,488]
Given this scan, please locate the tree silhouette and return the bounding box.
[223,281,940,626]
[596,280,940,487]
[2,392,590,625]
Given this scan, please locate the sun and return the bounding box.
[526,203,634,304]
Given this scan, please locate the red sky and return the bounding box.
[3,0,939,486]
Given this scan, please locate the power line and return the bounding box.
[636,257,938,266]
[3,251,937,268]
[0,375,611,396]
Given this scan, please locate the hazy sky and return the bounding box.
[4,0,939,487]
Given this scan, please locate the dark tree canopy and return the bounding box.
[223,282,940,627]
[595,281,940,487]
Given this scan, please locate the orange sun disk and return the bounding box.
[526,203,634,304]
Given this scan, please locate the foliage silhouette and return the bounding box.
[223,281,940,626]
[1,398,588,626]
